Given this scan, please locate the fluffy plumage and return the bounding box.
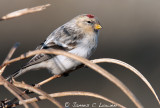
[7,14,102,80]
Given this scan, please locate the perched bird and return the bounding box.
[7,14,102,80]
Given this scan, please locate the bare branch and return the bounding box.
[17,91,126,108]
[0,4,51,21]
[0,43,19,75]
[1,49,143,108]
[13,80,63,108]
[0,76,29,108]
[36,75,62,87]
[92,58,160,105]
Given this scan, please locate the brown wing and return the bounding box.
[21,41,70,69]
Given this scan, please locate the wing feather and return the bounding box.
[22,41,70,69]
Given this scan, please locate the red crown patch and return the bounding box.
[86,14,94,18]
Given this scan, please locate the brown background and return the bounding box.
[0,0,160,108]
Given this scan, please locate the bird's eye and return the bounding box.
[87,21,92,24]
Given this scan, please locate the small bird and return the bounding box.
[7,14,102,80]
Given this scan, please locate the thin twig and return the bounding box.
[1,49,143,108]
[0,76,28,108]
[13,80,63,108]
[36,75,62,87]
[0,43,19,75]
[8,75,62,106]
[92,58,160,105]
[16,91,126,108]
[0,4,51,21]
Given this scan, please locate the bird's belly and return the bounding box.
[47,47,91,75]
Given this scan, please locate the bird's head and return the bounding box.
[71,14,102,34]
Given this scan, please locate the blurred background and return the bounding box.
[0,0,160,108]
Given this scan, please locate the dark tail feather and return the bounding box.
[6,70,21,81]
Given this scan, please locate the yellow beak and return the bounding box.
[94,24,102,30]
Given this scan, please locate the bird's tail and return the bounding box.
[6,69,25,81]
